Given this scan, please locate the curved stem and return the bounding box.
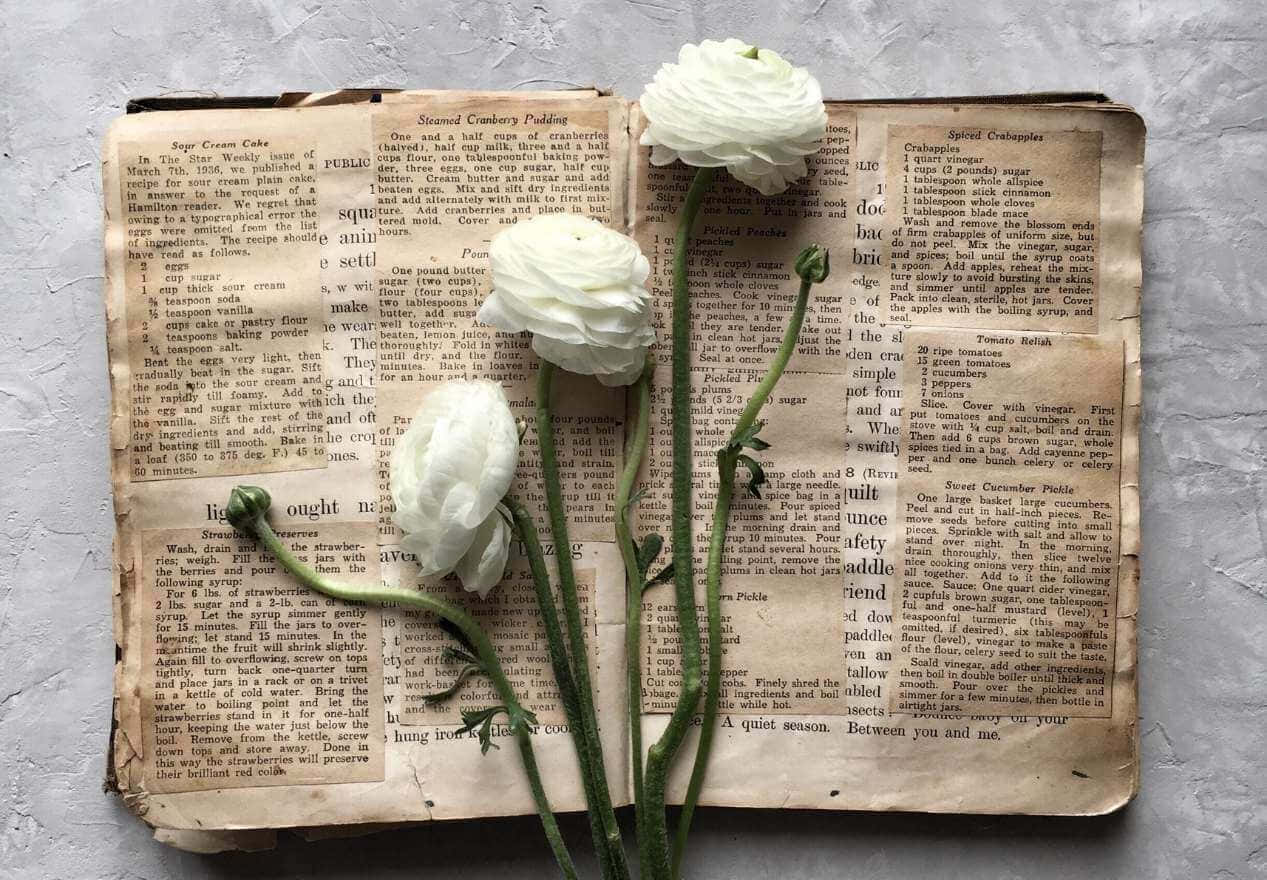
[672,275,816,878]
[642,165,715,879]
[727,277,815,440]
[249,517,578,880]
[514,725,579,880]
[505,494,617,880]
[536,362,629,880]
[614,361,654,864]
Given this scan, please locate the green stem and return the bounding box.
[672,275,816,879]
[515,724,580,880]
[642,165,715,879]
[248,517,578,880]
[505,495,618,880]
[730,276,814,446]
[614,361,654,866]
[536,361,629,880]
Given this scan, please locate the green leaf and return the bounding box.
[622,486,648,514]
[458,706,507,754]
[457,706,500,733]
[737,454,767,499]
[729,421,771,453]
[438,617,479,658]
[644,560,675,592]
[440,644,480,666]
[422,664,485,706]
[507,703,539,736]
[636,533,664,577]
[455,703,537,754]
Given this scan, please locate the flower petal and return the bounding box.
[453,506,513,598]
[637,38,827,194]
[477,214,656,382]
[388,380,520,579]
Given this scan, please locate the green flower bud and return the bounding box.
[226,485,271,534]
[795,245,830,284]
[740,45,760,59]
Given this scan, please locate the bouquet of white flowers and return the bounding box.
[225,38,829,880]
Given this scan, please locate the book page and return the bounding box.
[104,92,634,836]
[104,93,1144,843]
[893,330,1122,718]
[631,106,858,724]
[628,100,1141,816]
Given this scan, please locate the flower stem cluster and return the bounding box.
[633,38,827,875]
[223,486,578,879]
[214,35,827,880]
[533,361,631,879]
[674,247,828,876]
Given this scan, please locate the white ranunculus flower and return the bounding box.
[638,38,827,196]
[476,213,655,387]
[389,380,519,596]
[451,504,513,599]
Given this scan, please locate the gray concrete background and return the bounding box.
[1,1,1264,877]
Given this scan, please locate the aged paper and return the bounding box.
[104,93,1142,841]
[892,329,1122,718]
[629,100,1141,818]
[105,94,633,838]
[120,133,326,480]
[141,523,384,793]
[883,125,1101,332]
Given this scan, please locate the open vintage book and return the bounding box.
[103,89,1143,851]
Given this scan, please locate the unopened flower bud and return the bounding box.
[795,245,830,284]
[226,485,272,534]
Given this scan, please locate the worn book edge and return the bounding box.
[100,91,1144,853]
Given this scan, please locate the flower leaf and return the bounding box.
[729,421,771,453]
[636,533,664,578]
[736,454,767,499]
[458,706,507,754]
[507,703,539,736]
[644,560,675,592]
[438,617,479,658]
[622,486,648,514]
[422,664,485,706]
[456,703,537,753]
[440,644,481,666]
[457,706,500,733]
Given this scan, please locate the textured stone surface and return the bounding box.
[1,1,1264,877]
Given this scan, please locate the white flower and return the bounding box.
[389,380,519,596]
[638,38,827,196]
[476,214,654,386]
[451,504,513,599]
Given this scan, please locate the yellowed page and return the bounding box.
[366,95,633,822]
[104,93,1144,845]
[141,522,384,794]
[892,330,1122,718]
[104,92,635,840]
[629,100,1142,816]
